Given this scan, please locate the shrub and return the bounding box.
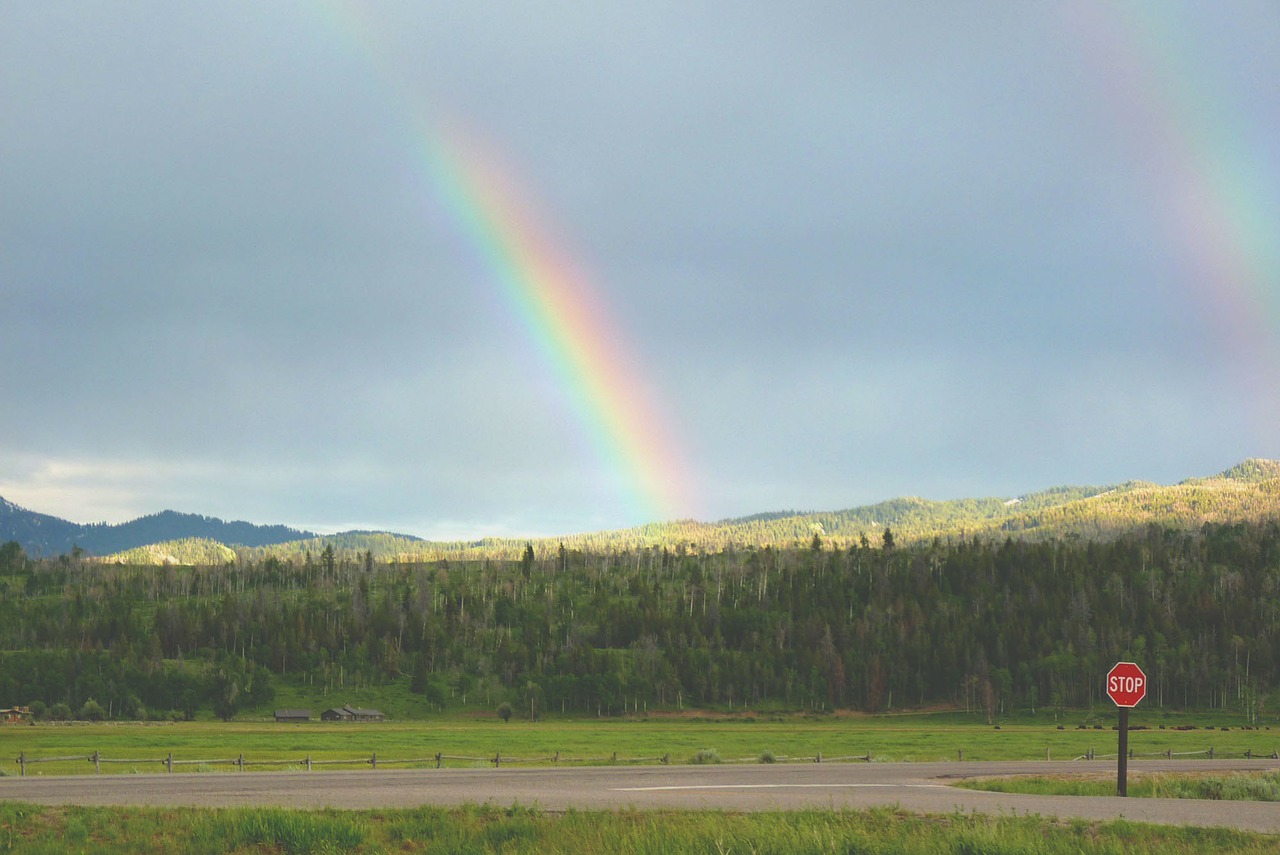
[757,750,777,764]
[49,702,72,722]
[78,698,106,722]
[497,702,513,723]
[691,748,722,765]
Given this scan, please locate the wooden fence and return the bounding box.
[11,747,1277,777]
[1072,747,1280,761]
[10,749,873,776]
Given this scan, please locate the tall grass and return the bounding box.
[0,802,1277,854]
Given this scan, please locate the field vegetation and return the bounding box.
[4,714,1277,776]
[2,801,1279,854]
[958,770,1280,801]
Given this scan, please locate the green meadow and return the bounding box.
[4,711,1276,776]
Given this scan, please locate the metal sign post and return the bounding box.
[1105,661,1147,797]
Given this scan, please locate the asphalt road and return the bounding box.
[2,759,1279,833]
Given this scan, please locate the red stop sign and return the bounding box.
[1106,661,1147,708]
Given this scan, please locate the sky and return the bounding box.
[3,2,1279,540]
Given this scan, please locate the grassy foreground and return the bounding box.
[4,711,1277,776]
[1,802,1278,855]
[958,770,1280,801]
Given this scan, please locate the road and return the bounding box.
[2,759,1279,833]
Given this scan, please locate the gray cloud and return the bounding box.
[3,2,1277,536]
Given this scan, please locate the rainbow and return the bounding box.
[417,117,695,524]
[1069,2,1280,411]
[307,3,696,525]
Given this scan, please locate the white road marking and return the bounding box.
[613,783,949,792]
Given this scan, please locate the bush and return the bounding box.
[78,698,106,722]
[691,748,722,765]
[122,693,146,721]
[27,700,46,721]
[497,702,513,723]
[48,702,72,722]
[757,750,777,764]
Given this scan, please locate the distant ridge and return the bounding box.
[0,499,314,557]
[2,458,1279,562]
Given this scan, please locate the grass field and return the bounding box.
[3,710,1276,777]
[1,801,1278,854]
[957,770,1280,801]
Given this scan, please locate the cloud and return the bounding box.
[2,3,1277,535]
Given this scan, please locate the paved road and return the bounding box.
[2,759,1279,833]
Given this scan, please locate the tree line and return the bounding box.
[0,520,1276,721]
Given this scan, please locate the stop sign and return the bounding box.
[1106,661,1147,708]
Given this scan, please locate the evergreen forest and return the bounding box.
[1,518,1277,723]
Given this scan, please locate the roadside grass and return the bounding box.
[957,770,1280,801]
[2,711,1276,776]
[1,801,1278,854]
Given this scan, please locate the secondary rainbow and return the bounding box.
[1071,1,1280,424]
[308,2,695,524]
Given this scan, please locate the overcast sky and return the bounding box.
[3,2,1278,539]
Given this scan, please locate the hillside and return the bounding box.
[4,458,1280,563]
[4,503,1279,721]
[102,538,238,566]
[0,499,314,557]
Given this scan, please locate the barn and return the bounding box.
[320,704,385,722]
[273,709,312,723]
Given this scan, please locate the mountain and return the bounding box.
[4,458,1280,563]
[0,496,83,557]
[0,499,314,557]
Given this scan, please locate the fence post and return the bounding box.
[436,752,443,769]
[306,755,312,772]
[816,752,822,764]
[553,751,559,764]
[18,752,24,777]
[1208,747,1214,759]
[1246,749,1252,759]
[237,753,244,772]
[958,749,963,762]
[166,752,173,773]
[494,752,500,768]
[371,752,377,770]
[662,753,670,765]
[93,751,101,774]
[611,752,617,764]
[1166,749,1172,759]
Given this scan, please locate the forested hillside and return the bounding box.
[1,520,1276,722]
[6,459,1279,563]
[214,460,1280,563]
[0,499,312,558]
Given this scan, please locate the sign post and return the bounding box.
[1105,661,1147,797]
